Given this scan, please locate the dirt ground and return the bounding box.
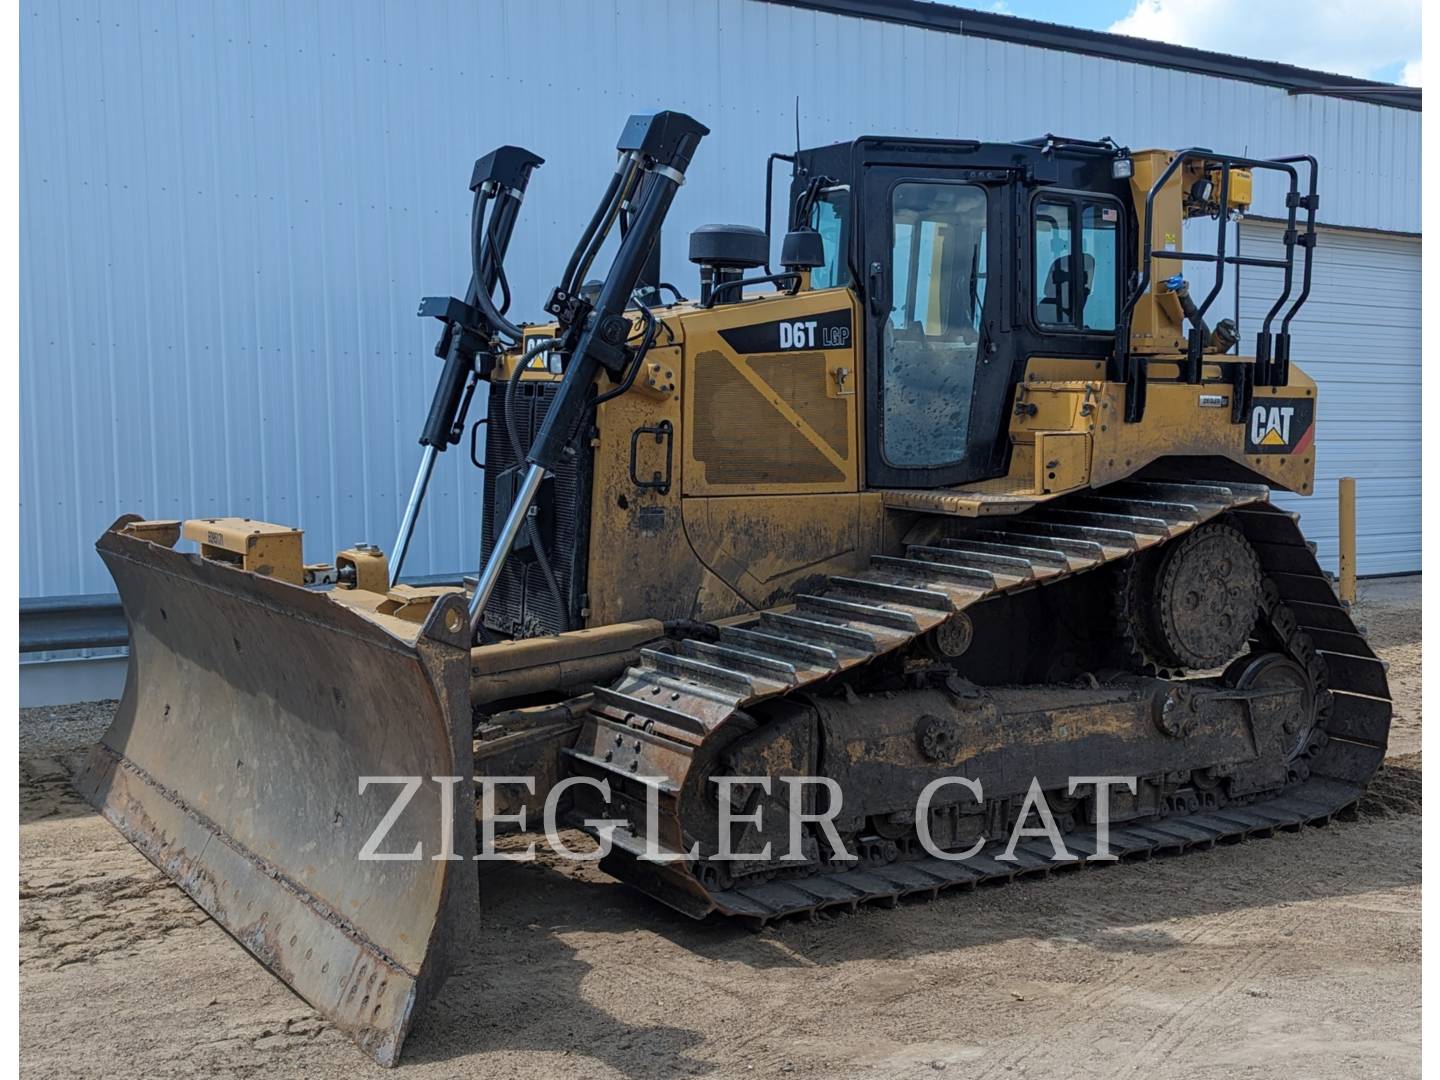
[19,577,1420,1079]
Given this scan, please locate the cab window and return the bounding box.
[808,187,851,289]
[1081,204,1118,330]
[1034,195,1120,332]
[882,181,987,468]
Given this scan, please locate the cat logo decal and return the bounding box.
[1245,399,1315,454]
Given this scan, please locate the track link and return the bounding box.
[565,481,1392,923]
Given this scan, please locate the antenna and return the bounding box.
[793,96,801,174]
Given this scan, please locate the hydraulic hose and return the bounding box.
[488,232,512,315]
[468,189,524,344]
[562,155,631,296]
[566,154,643,297]
[470,111,709,636]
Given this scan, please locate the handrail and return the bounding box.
[1115,147,1317,420]
[1270,154,1320,386]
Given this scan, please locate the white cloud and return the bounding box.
[1400,59,1422,86]
[1108,0,1420,85]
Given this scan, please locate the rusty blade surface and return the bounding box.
[74,517,477,1066]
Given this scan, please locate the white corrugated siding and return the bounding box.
[1239,222,1421,575]
[19,0,1421,596]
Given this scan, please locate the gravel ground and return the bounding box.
[18,577,1420,1078]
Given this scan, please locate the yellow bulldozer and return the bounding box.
[75,111,1391,1065]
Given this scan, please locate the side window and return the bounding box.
[1033,195,1120,332]
[808,188,851,289]
[881,182,988,468]
[1081,204,1118,330]
[1035,201,1074,325]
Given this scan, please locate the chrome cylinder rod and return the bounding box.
[389,445,438,587]
[468,460,545,632]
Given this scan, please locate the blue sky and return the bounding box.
[971,0,1420,85]
[979,0,1134,26]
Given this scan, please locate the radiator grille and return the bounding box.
[692,349,846,486]
[479,382,592,638]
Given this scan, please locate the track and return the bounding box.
[564,480,1392,922]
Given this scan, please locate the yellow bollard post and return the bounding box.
[1338,476,1357,605]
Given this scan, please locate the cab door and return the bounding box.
[860,166,1015,488]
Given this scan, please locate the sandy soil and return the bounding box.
[19,578,1420,1079]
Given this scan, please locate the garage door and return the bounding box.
[1238,222,1421,576]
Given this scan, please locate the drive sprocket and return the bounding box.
[1118,521,1262,671]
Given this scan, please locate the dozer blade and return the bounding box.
[74,517,477,1066]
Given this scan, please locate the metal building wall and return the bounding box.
[20,0,1421,599]
[1241,223,1422,575]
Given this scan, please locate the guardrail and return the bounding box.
[20,594,127,653]
[19,574,468,655]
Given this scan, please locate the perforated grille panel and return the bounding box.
[480,382,592,637]
[692,350,847,487]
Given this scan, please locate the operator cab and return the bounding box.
[789,135,1134,489]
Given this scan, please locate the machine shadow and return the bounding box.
[402,808,1416,1067]
[452,810,1419,976]
[401,852,714,1076]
